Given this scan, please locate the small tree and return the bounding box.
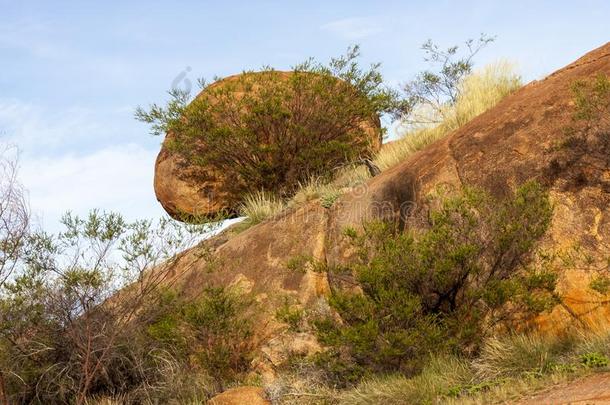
[0,145,29,288]
[0,144,29,404]
[136,46,402,207]
[401,34,495,126]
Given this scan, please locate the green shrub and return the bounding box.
[549,73,610,189]
[276,300,305,332]
[0,211,238,404]
[146,287,257,388]
[590,275,610,294]
[320,189,343,209]
[136,46,402,205]
[580,352,609,368]
[314,181,556,386]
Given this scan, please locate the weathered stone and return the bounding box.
[165,43,610,382]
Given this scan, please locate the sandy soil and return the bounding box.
[513,373,610,404]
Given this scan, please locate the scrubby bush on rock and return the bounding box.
[137,46,402,217]
[314,181,558,386]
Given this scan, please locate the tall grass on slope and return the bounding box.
[374,61,522,172]
[332,329,610,405]
[239,191,286,226]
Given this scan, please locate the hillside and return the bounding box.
[150,42,610,403]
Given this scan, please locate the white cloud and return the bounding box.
[19,143,164,233]
[321,17,383,40]
[0,19,70,59]
[0,99,108,154]
[0,97,167,233]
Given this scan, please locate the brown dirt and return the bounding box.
[513,373,610,404]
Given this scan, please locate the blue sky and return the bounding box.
[1,0,608,231]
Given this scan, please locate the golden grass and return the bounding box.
[373,61,522,172]
[238,191,286,225]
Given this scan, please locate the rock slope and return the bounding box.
[164,42,610,380]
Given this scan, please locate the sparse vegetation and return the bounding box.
[0,210,257,404]
[269,329,610,404]
[549,73,610,189]
[376,60,522,171]
[400,34,496,126]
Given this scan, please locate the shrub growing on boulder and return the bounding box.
[137,46,402,216]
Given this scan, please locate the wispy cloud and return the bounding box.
[321,17,383,40]
[19,143,163,232]
[0,19,70,59]
[0,98,163,232]
[0,99,104,153]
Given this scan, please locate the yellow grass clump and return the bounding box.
[373,61,522,172]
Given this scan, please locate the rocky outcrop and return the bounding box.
[154,71,383,220]
[166,42,610,380]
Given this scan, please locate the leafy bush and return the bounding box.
[136,46,402,207]
[144,287,258,392]
[580,352,609,368]
[276,299,305,332]
[314,181,557,386]
[0,211,246,404]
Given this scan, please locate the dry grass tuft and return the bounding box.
[239,191,287,225]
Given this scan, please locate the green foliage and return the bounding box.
[314,181,556,386]
[590,275,610,294]
[276,300,304,332]
[550,73,610,189]
[136,46,403,206]
[320,189,342,208]
[286,254,313,273]
[0,210,218,404]
[572,73,610,123]
[580,352,609,368]
[145,287,257,387]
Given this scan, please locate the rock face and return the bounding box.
[153,71,383,220]
[167,43,610,379]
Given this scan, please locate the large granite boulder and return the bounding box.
[154,71,383,220]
